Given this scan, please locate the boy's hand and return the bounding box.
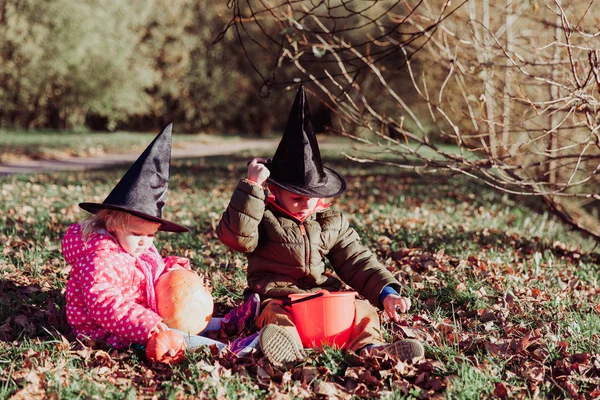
[383,294,412,323]
[247,158,271,186]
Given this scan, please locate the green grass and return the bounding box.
[1,150,600,398]
[446,362,497,399]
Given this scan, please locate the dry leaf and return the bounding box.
[301,366,318,383]
[523,362,545,383]
[398,326,434,342]
[314,380,337,396]
[493,382,511,399]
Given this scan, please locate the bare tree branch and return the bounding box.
[228,0,600,239]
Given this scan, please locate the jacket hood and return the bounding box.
[62,224,122,265]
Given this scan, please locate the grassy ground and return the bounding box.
[1,150,599,399]
[0,129,240,162]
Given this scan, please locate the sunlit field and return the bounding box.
[1,150,599,399]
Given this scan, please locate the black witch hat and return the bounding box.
[266,85,346,198]
[79,123,189,233]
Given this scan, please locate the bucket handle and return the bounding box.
[283,291,325,306]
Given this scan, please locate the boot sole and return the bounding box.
[259,324,305,364]
[374,339,425,361]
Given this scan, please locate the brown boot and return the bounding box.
[369,339,424,361]
[259,324,305,364]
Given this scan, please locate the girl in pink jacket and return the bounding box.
[62,124,259,353]
[63,211,196,348]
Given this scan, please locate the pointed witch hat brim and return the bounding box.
[266,85,346,198]
[79,123,189,233]
[266,165,346,198]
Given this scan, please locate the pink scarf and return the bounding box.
[136,247,165,313]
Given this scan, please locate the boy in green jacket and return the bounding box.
[216,86,424,364]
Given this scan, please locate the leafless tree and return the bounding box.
[224,0,600,239]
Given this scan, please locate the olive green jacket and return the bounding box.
[216,180,401,308]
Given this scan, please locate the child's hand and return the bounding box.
[383,294,412,323]
[247,158,271,186]
[150,322,170,336]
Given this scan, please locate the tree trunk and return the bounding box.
[546,0,561,187]
[470,0,498,158]
[501,0,515,156]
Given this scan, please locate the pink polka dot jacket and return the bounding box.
[62,224,190,348]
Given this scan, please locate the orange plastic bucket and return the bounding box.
[288,290,357,348]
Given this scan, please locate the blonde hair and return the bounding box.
[81,209,140,240]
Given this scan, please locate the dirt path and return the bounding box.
[0,139,281,175]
